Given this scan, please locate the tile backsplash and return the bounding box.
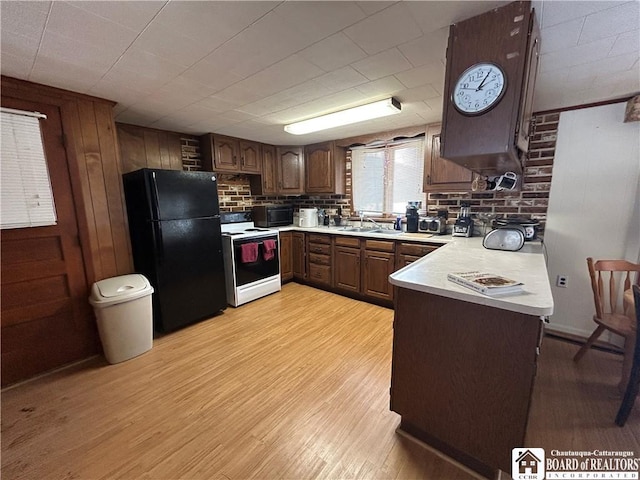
[181,113,557,230]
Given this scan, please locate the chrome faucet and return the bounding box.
[362,215,382,230]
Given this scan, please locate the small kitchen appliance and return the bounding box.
[418,216,446,234]
[495,217,539,241]
[298,208,318,227]
[252,204,293,227]
[452,203,474,237]
[483,224,525,251]
[406,201,421,233]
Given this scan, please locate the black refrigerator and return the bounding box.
[123,168,227,332]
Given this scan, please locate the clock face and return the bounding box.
[452,63,506,115]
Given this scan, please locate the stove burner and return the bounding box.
[245,228,269,232]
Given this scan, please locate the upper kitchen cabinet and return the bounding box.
[252,144,277,195]
[200,134,262,174]
[117,124,183,173]
[304,141,346,194]
[423,124,474,192]
[440,1,540,176]
[276,146,305,195]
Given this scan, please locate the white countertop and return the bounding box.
[389,237,554,317]
[275,224,450,245]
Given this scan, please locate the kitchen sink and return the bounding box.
[338,227,403,235]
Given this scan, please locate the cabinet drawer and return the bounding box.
[397,242,439,256]
[308,243,330,255]
[309,252,330,266]
[308,263,331,285]
[308,234,330,244]
[364,239,395,252]
[335,236,360,248]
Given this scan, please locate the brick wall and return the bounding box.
[181,136,202,171]
[426,112,559,234]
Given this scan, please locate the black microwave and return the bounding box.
[252,205,294,227]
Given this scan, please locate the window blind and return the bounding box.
[351,138,425,215]
[1,110,57,229]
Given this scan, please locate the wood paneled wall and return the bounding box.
[1,76,133,283]
[117,123,183,173]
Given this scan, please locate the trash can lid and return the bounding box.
[94,274,151,299]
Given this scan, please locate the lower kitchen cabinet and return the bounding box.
[333,236,361,294]
[292,232,306,280]
[396,242,440,270]
[307,234,331,287]
[363,248,395,302]
[279,232,293,282]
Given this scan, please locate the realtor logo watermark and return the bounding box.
[512,448,639,480]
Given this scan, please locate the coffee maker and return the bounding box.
[452,203,474,237]
[406,201,421,233]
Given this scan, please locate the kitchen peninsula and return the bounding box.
[388,238,553,478]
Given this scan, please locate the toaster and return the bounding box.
[418,216,447,234]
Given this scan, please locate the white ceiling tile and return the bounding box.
[579,1,640,44]
[352,48,413,81]
[397,28,449,67]
[30,56,105,94]
[567,51,639,81]
[406,1,509,34]
[315,66,369,92]
[592,63,640,89]
[1,30,40,63]
[539,36,617,73]
[38,30,123,70]
[264,89,369,124]
[197,95,248,113]
[154,1,278,49]
[0,52,34,79]
[395,63,446,90]
[273,1,366,43]
[354,76,406,97]
[356,2,395,16]
[297,33,368,71]
[89,80,148,105]
[168,104,223,124]
[396,84,441,103]
[539,1,629,29]
[98,66,169,93]
[344,3,423,55]
[609,29,640,56]
[129,22,215,68]
[0,1,50,38]
[112,49,185,81]
[180,59,245,93]
[115,109,158,127]
[157,76,219,100]
[67,1,164,32]
[237,80,333,117]
[148,117,196,131]
[540,17,584,54]
[46,2,138,50]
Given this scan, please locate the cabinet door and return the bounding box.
[305,142,345,194]
[292,232,306,280]
[363,250,395,301]
[239,140,261,174]
[261,145,277,194]
[118,124,183,173]
[277,147,305,195]
[213,135,239,171]
[279,232,293,282]
[334,246,361,293]
[423,124,474,192]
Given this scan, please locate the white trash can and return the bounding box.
[89,274,154,364]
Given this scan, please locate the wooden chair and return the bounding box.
[615,284,640,426]
[573,258,640,362]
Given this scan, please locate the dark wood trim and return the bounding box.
[533,95,636,116]
[1,75,116,106]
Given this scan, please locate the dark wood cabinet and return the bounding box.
[307,234,331,287]
[257,144,277,195]
[201,134,262,174]
[277,146,305,195]
[304,141,345,194]
[362,239,395,302]
[292,232,306,280]
[440,1,539,175]
[239,139,261,174]
[391,287,543,477]
[333,236,361,294]
[423,124,473,192]
[117,123,183,173]
[395,241,440,270]
[279,232,293,282]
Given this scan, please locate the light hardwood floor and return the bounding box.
[2,283,638,479]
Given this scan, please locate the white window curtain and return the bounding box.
[351,138,425,215]
[1,108,57,229]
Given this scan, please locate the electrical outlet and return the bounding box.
[556,275,568,288]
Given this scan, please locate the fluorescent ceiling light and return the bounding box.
[284,97,402,135]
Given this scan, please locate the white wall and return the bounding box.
[544,102,640,341]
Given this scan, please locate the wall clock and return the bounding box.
[452,62,506,115]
